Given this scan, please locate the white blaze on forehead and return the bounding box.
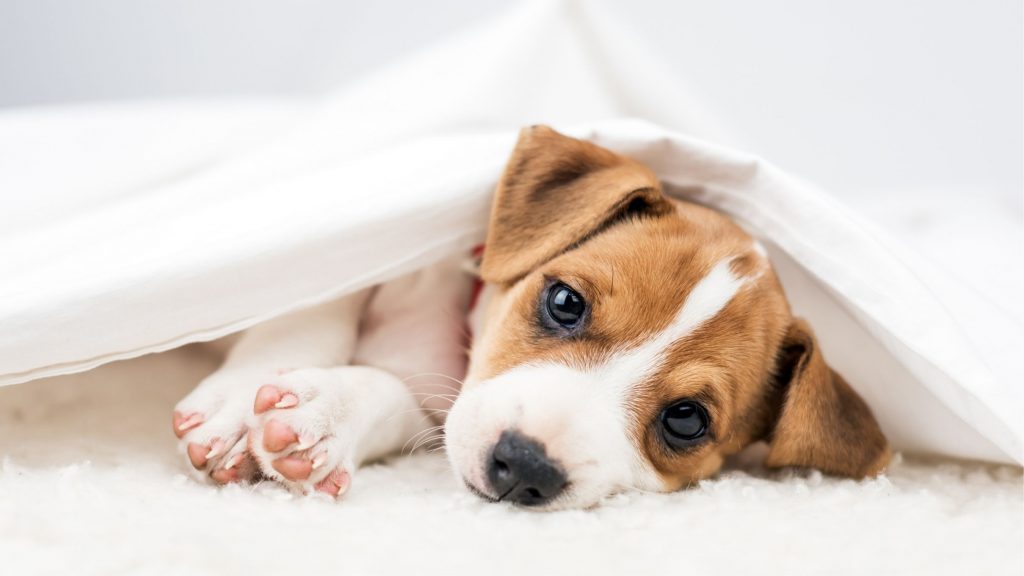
[603,256,748,387]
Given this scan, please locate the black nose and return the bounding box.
[486,430,567,506]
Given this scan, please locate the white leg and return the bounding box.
[354,256,474,422]
[172,289,371,483]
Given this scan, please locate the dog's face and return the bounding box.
[445,126,890,509]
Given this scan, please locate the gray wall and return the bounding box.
[1,0,1020,207]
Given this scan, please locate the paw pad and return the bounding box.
[254,385,300,414]
[172,411,204,438]
[315,468,350,497]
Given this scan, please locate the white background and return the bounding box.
[1,0,1021,313]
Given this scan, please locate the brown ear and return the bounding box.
[764,319,891,478]
[480,125,672,284]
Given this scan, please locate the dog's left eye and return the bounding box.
[544,282,586,328]
[660,400,709,448]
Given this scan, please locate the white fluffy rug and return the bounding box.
[1,345,1021,576]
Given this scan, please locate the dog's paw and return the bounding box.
[172,370,271,484]
[248,368,359,498]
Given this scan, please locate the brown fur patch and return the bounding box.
[763,320,892,477]
[480,126,672,285]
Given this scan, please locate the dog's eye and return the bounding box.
[545,282,586,327]
[660,400,709,448]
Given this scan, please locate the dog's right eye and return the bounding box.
[543,282,586,329]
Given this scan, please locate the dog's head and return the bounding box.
[445,126,890,509]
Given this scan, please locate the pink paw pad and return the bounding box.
[172,411,204,438]
[211,453,253,484]
[272,455,313,481]
[254,385,299,414]
[315,468,350,497]
[262,420,299,452]
[186,437,226,469]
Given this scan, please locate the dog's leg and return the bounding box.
[353,256,474,422]
[247,365,426,497]
[172,289,371,484]
[245,258,473,497]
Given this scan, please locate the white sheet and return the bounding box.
[0,0,1020,465]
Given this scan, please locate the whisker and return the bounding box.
[384,406,448,428]
[408,392,459,399]
[404,424,443,444]
[385,406,434,421]
[410,435,443,453]
[408,394,458,406]
[410,433,446,454]
[402,373,465,390]
[413,391,461,406]
[402,425,445,455]
[402,432,436,456]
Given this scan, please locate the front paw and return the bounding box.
[172,371,266,484]
[248,369,358,498]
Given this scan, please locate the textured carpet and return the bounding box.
[1,345,1020,576]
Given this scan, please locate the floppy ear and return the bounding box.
[480,125,672,284]
[764,319,891,478]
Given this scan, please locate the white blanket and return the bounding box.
[0,0,1020,467]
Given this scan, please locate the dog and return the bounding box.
[173,125,890,508]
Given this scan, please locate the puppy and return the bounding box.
[173,126,890,507]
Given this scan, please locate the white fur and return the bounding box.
[604,256,747,389]
[447,256,749,508]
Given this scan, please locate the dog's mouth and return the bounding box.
[462,477,497,502]
[462,475,577,510]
